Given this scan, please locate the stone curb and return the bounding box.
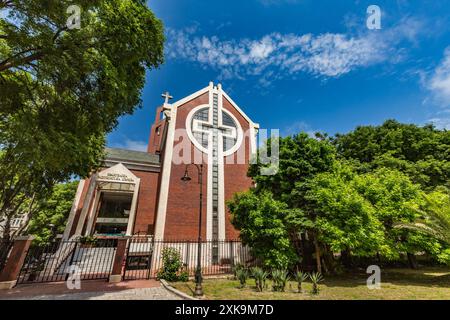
[159,279,198,300]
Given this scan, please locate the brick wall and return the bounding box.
[132,170,160,234]
[163,92,254,240]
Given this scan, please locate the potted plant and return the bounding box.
[79,235,98,248]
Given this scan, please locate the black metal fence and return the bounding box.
[8,237,253,284]
[17,238,117,284]
[123,236,153,280]
[149,239,255,278]
[0,240,13,273]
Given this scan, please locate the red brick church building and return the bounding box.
[62,82,259,241]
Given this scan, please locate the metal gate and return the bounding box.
[123,236,153,280]
[17,238,118,284]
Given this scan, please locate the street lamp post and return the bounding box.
[181,163,204,297]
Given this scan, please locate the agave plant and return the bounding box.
[232,263,245,280]
[251,267,268,292]
[272,269,289,292]
[235,268,248,288]
[294,270,309,293]
[309,272,324,294]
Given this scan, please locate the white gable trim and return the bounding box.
[170,83,213,109]
[171,82,260,131]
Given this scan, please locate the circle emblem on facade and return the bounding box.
[186,104,243,157]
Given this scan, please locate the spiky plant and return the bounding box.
[294,270,309,293]
[272,269,289,292]
[309,272,324,294]
[235,268,248,288]
[251,267,268,292]
[394,192,450,244]
[232,263,245,280]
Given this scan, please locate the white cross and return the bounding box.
[192,113,237,153]
[161,91,173,105]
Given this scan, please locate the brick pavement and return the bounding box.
[0,279,181,300]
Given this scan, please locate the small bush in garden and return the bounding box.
[178,270,189,282]
[156,247,187,282]
[235,268,249,288]
[251,267,268,292]
[232,263,245,280]
[294,270,309,293]
[271,269,289,292]
[309,272,324,294]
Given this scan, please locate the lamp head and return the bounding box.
[181,169,192,182]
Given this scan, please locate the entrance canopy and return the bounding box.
[73,163,141,237]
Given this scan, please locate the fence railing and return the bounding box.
[17,238,117,284]
[149,239,256,278]
[5,236,253,285]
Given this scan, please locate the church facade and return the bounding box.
[62,82,259,241]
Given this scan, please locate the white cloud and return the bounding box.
[112,139,148,152]
[282,121,318,137]
[427,47,450,107]
[166,17,423,83]
[427,118,450,130]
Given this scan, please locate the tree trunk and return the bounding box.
[313,234,322,273]
[322,245,337,275]
[300,233,315,271]
[13,192,37,237]
[376,252,382,264]
[341,249,353,269]
[407,252,418,269]
[2,217,11,241]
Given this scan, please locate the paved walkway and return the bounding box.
[0,279,181,300]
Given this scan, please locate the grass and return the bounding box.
[170,267,450,300]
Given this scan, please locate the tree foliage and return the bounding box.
[305,162,387,258]
[229,190,299,269]
[27,181,78,244]
[333,120,450,189]
[229,122,450,272]
[0,0,164,238]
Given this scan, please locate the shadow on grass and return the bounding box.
[322,267,450,289]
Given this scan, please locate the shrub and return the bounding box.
[232,263,245,280]
[309,272,324,294]
[156,247,187,282]
[235,268,249,288]
[79,235,97,245]
[294,270,309,293]
[251,267,268,292]
[178,270,189,282]
[272,269,289,292]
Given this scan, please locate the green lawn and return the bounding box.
[170,267,450,300]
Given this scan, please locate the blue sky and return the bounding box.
[107,0,450,151]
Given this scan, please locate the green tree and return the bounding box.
[230,133,335,271]
[27,181,78,244]
[305,162,388,260]
[393,188,450,264]
[229,190,299,269]
[0,0,164,239]
[308,165,450,267]
[230,129,450,271]
[333,120,450,189]
[415,188,450,243]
